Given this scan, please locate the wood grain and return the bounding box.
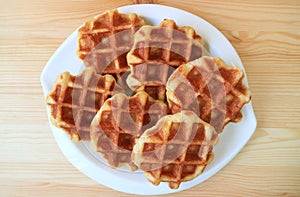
[0,0,300,196]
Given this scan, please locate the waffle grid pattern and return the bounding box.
[46,68,118,141]
[126,19,204,100]
[91,91,167,170]
[77,9,145,80]
[166,56,250,133]
[132,111,218,189]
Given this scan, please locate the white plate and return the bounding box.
[40,4,257,195]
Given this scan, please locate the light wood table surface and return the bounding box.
[1,0,299,196]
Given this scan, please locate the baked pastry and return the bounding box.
[166,56,251,133]
[132,110,218,189]
[126,19,204,100]
[90,91,168,170]
[46,67,120,141]
[77,9,145,86]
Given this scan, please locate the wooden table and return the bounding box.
[1,0,299,196]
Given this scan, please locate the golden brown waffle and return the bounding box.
[90,91,168,170]
[126,19,204,100]
[166,56,251,133]
[77,9,145,83]
[46,67,120,141]
[132,110,218,189]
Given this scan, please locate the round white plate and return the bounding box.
[40,4,257,195]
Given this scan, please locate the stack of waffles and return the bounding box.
[46,9,251,189]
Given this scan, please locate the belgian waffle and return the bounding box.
[46,67,120,141]
[132,110,218,189]
[90,91,168,170]
[126,19,204,100]
[77,9,145,84]
[166,56,251,133]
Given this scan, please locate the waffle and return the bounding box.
[77,9,145,85]
[166,56,251,133]
[132,110,218,189]
[126,19,204,100]
[90,91,168,170]
[46,67,120,141]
